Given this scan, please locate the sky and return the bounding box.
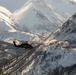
[0,0,28,12]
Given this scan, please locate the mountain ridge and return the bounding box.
[21,12,76,75]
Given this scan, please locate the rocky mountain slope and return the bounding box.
[21,12,76,75]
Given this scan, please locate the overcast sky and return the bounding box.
[0,0,28,12]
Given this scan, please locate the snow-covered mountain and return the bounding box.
[0,0,72,42]
[0,0,76,38]
[0,4,40,42]
[13,0,71,34]
[20,12,76,75]
[0,6,16,31]
[12,0,76,34]
[0,0,76,75]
